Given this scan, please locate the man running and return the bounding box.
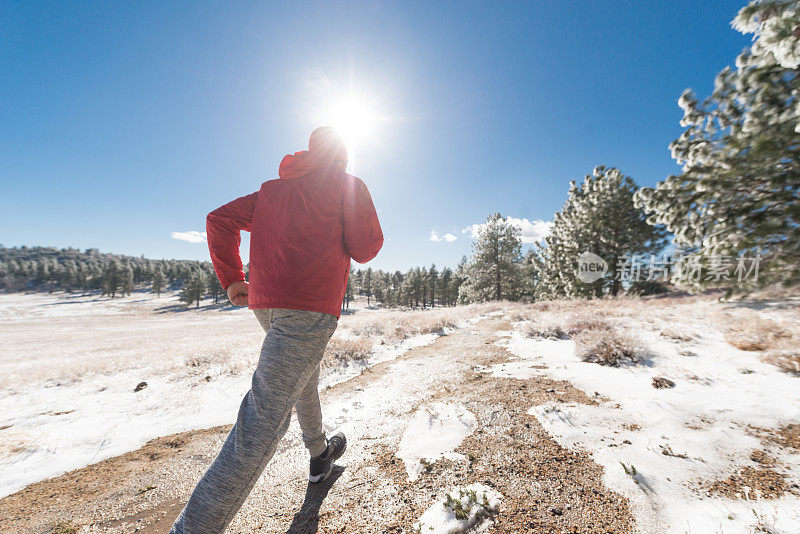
[170,127,383,533]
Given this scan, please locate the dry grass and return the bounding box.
[719,311,800,376]
[750,450,777,466]
[341,302,506,344]
[523,312,613,340]
[763,350,800,376]
[523,314,569,339]
[564,314,612,335]
[659,327,697,343]
[573,329,645,367]
[320,301,507,370]
[517,299,654,366]
[51,523,78,534]
[724,317,794,352]
[321,337,373,370]
[748,424,800,452]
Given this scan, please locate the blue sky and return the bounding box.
[0,1,751,271]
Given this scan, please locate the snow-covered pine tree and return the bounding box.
[536,166,667,299]
[635,1,800,290]
[733,0,800,70]
[460,213,524,302]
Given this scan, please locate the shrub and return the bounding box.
[523,313,569,339]
[574,329,644,366]
[564,313,612,335]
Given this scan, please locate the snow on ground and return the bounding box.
[414,483,502,534]
[495,301,800,534]
[396,402,478,481]
[0,291,480,498]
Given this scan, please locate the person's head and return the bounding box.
[308,126,348,169]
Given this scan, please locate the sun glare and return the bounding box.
[327,97,377,148]
[313,91,385,162]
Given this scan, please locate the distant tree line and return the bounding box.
[0,246,220,302]
[343,262,466,310]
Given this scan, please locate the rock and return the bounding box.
[134,381,148,392]
[652,377,675,389]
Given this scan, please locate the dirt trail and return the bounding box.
[0,316,633,533]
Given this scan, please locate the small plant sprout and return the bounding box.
[621,462,639,484]
[415,483,502,533]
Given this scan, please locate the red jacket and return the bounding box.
[206,150,383,318]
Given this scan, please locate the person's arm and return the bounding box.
[342,176,383,263]
[206,191,259,295]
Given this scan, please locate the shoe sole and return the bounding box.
[309,435,347,484]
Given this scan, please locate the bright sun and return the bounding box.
[314,92,384,156]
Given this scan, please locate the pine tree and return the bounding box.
[152,267,165,297]
[428,264,438,307]
[353,269,364,301]
[180,273,205,308]
[439,267,453,306]
[364,267,373,307]
[453,256,469,304]
[733,1,800,70]
[635,3,800,290]
[121,265,134,296]
[460,214,524,302]
[537,166,667,299]
[520,249,539,302]
[373,282,385,305]
[343,265,355,311]
[75,263,88,293]
[206,270,224,305]
[102,260,121,298]
[34,260,49,286]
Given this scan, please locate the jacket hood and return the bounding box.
[279,126,348,180]
[278,150,345,180]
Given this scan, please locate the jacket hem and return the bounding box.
[248,300,342,319]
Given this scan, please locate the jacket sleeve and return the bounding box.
[206,191,259,289]
[342,176,384,263]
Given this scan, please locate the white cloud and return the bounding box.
[462,225,482,238]
[507,217,553,243]
[171,230,207,244]
[462,217,552,244]
[430,230,457,243]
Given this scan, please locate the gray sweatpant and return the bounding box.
[170,308,337,534]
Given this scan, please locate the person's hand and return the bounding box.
[227,280,249,306]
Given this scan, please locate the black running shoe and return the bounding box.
[309,432,347,483]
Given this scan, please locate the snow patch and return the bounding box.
[415,483,501,534]
[397,402,477,481]
[0,292,479,498]
[503,316,800,534]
